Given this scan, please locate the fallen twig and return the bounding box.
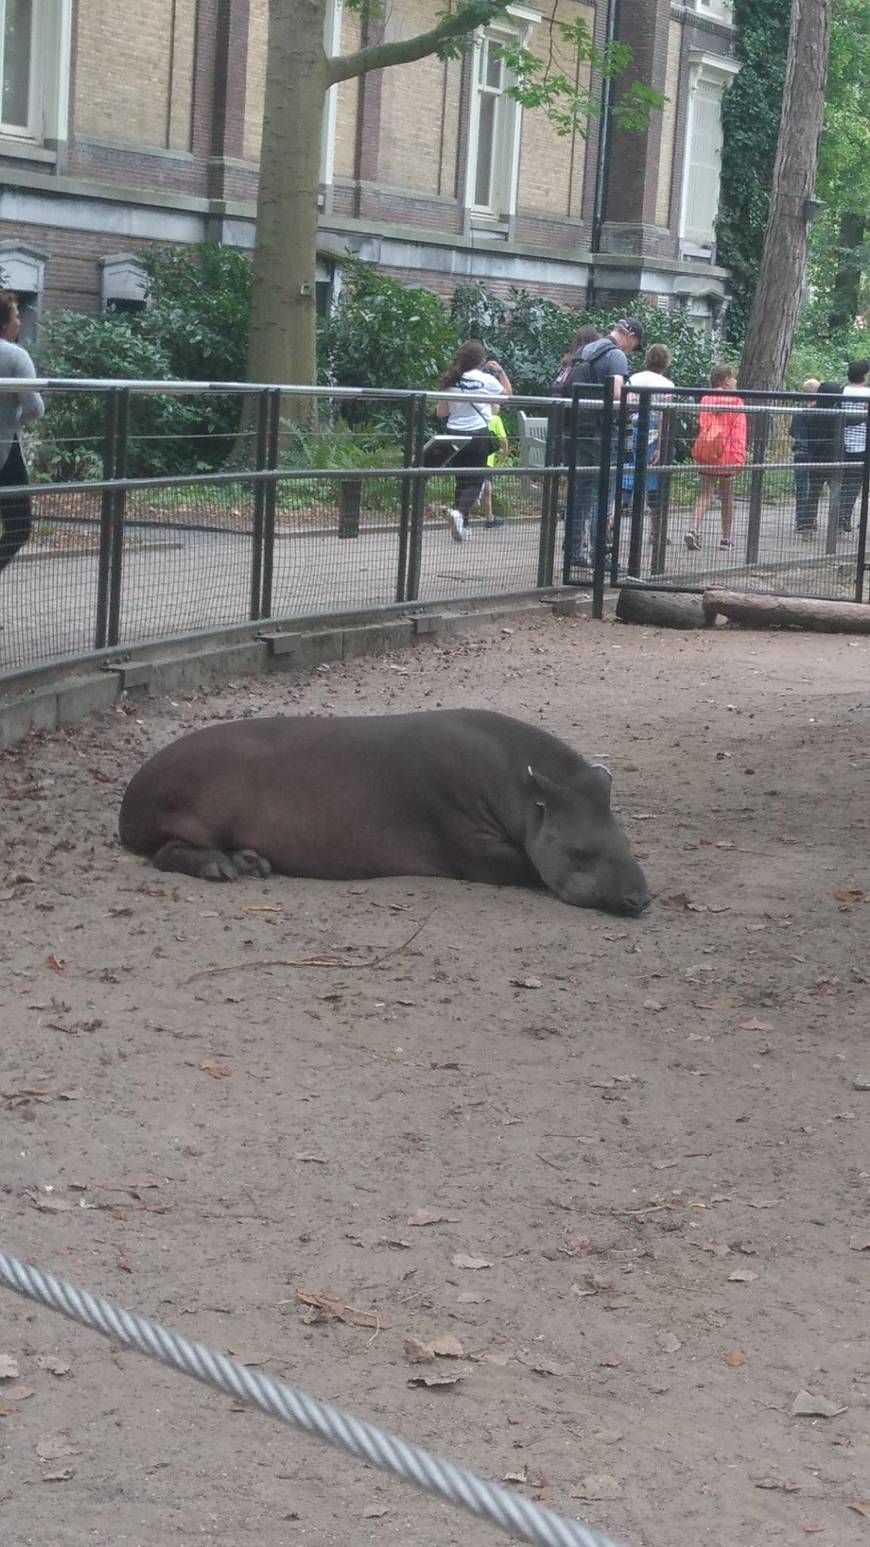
[183,912,433,985]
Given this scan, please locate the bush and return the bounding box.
[319,259,459,402]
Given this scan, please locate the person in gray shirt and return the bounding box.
[0,290,45,586]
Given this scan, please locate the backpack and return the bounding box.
[691,420,724,466]
[551,339,615,396]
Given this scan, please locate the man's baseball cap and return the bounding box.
[615,317,644,348]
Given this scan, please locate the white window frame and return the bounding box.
[466,9,538,224]
[695,0,734,24]
[678,50,739,256]
[320,0,343,195]
[0,241,45,341]
[0,0,72,145]
[100,254,149,313]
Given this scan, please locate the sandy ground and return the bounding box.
[1,613,869,1547]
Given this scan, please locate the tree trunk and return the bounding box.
[739,0,834,391]
[247,0,328,412]
[703,590,870,632]
[829,211,865,333]
[615,587,709,629]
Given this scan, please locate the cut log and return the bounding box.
[703,589,870,633]
[616,586,709,629]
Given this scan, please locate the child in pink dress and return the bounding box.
[685,362,747,550]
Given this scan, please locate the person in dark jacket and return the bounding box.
[789,378,819,535]
[794,381,843,539]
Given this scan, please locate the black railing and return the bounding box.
[1,378,868,686]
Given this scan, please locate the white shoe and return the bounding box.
[462,526,475,540]
[448,509,464,543]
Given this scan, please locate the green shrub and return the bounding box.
[319,259,459,404]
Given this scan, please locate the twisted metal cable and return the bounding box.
[0,1250,625,1547]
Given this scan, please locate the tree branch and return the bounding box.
[327,4,506,86]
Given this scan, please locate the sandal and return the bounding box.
[684,530,700,551]
[719,539,733,549]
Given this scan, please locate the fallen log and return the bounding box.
[615,586,709,629]
[703,589,870,633]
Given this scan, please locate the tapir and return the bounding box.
[118,709,651,916]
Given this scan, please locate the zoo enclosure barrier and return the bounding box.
[0,379,569,679]
[1,378,867,684]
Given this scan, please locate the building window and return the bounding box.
[679,51,739,256]
[695,0,734,24]
[100,255,149,314]
[467,24,527,222]
[0,0,72,143]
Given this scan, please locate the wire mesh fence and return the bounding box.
[1,379,867,684]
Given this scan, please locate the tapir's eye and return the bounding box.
[571,849,592,867]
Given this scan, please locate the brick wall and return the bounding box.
[516,0,593,223]
[75,0,196,150]
[378,0,455,196]
[655,18,683,228]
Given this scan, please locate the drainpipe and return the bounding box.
[587,0,619,312]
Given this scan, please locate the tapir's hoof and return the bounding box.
[201,854,240,881]
[231,849,272,879]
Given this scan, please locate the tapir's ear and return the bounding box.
[527,765,564,809]
[589,761,613,803]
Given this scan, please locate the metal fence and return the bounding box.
[1,379,867,684]
[0,381,565,679]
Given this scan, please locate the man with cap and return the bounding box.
[564,316,643,567]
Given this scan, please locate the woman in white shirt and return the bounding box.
[625,344,674,555]
[428,339,512,542]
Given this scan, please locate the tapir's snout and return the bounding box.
[621,889,653,917]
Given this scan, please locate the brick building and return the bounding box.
[0,0,738,343]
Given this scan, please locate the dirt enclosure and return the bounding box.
[1,614,869,1547]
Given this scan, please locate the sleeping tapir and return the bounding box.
[118,708,651,916]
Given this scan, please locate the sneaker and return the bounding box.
[719,538,733,549]
[462,526,475,540]
[799,529,814,543]
[569,549,591,567]
[484,517,505,529]
[447,509,464,543]
[684,531,700,551]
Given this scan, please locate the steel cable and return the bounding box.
[0,1249,627,1547]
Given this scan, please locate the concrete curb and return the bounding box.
[0,589,592,749]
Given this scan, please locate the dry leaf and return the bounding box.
[744,1198,782,1210]
[428,1334,465,1358]
[198,1058,231,1080]
[408,1370,464,1389]
[847,1502,870,1519]
[519,1356,562,1376]
[0,1385,34,1403]
[728,1269,759,1283]
[406,1209,457,1227]
[576,1475,622,1502]
[451,1253,492,1270]
[753,1475,799,1493]
[36,1356,71,1377]
[0,1355,20,1380]
[849,1233,870,1251]
[692,1240,731,1257]
[294,1153,327,1164]
[404,1338,434,1364]
[42,1466,75,1482]
[698,995,739,1009]
[503,1468,529,1485]
[510,976,542,990]
[739,1018,773,1032]
[790,1389,847,1418]
[46,955,65,972]
[30,1194,77,1213]
[833,888,865,906]
[362,1507,388,1520]
[722,1348,747,1367]
[36,1436,77,1460]
[662,893,691,910]
[655,1331,682,1353]
[294,1289,378,1329]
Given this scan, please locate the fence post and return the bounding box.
[854,397,870,603]
[94,388,121,650]
[825,404,845,557]
[395,395,417,603]
[249,388,270,621]
[608,389,629,589]
[258,389,282,620]
[626,389,651,580]
[744,399,769,566]
[404,395,429,603]
[105,387,130,649]
[561,387,581,585]
[536,402,563,589]
[592,378,615,620]
[651,399,676,576]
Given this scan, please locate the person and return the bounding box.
[559,317,643,566]
[789,378,820,536]
[684,361,747,551]
[551,324,602,393]
[426,339,512,542]
[625,344,675,552]
[796,381,844,538]
[0,291,45,590]
[834,358,870,535]
[478,410,509,528]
